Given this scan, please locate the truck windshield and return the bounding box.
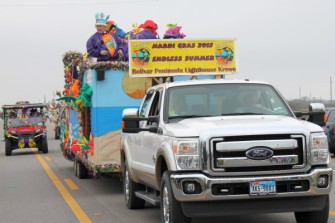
[167,83,292,119]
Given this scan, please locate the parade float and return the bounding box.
[59,37,236,178]
[59,51,151,178]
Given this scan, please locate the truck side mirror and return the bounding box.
[307,103,326,127]
[122,108,140,133]
[122,116,159,133]
[294,103,326,126]
[122,117,140,133]
[306,111,326,127]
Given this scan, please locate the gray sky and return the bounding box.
[0,0,334,106]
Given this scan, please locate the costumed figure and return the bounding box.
[163,23,186,39]
[107,20,128,61]
[86,12,124,62]
[131,20,159,39]
[106,20,127,39]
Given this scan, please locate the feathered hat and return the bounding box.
[163,23,186,39]
[95,12,109,26]
[138,20,158,35]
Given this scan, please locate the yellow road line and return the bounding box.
[45,156,52,161]
[34,152,92,223]
[64,178,79,190]
[330,210,335,216]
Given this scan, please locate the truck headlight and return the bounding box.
[310,133,329,165]
[173,140,199,170]
[10,130,17,134]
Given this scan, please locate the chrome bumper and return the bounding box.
[170,167,333,202]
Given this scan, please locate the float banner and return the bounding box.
[129,39,237,77]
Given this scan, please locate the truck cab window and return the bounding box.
[139,93,154,117]
[149,90,162,117]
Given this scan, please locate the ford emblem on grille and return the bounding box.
[245,147,274,160]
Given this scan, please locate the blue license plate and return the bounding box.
[250,181,276,196]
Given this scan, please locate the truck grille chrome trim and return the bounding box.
[216,139,298,152]
[210,135,306,173]
[216,155,299,167]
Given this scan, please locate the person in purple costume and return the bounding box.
[163,23,186,39]
[86,12,124,61]
[131,20,159,39]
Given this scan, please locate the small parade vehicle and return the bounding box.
[2,103,48,156]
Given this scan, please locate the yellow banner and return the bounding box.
[129,39,237,77]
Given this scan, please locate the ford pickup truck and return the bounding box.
[121,79,332,223]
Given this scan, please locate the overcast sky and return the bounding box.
[0,0,334,106]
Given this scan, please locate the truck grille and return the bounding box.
[210,134,305,173]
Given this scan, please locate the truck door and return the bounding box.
[131,91,154,169]
[134,88,163,185]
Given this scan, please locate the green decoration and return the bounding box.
[62,51,83,66]
[56,96,76,103]
[78,61,129,74]
[75,83,93,111]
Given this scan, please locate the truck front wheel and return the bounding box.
[160,172,191,223]
[294,195,329,223]
[123,160,145,209]
[5,139,12,156]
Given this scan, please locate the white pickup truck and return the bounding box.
[121,79,332,223]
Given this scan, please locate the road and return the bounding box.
[0,121,334,223]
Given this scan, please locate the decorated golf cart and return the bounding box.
[2,103,48,156]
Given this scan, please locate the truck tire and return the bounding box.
[294,195,329,223]
[5,139,12,156]
[41,137,48,154]
[123,160,145,209]
[160,172,191,223]
[76,159,88,179]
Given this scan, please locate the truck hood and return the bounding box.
[164,115,324,138]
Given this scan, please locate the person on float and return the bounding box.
[162,23,186,82]
[163,23,186,39]
[86,12,124,61]
[106,20,128,61]
[131,19,159,39]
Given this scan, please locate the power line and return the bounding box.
[0,0,158,7]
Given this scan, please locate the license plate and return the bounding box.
[250,181,276,196]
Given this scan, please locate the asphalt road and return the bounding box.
[0,120,334,223]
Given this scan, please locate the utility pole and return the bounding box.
[330,76,332,104]
[299,87,301,100]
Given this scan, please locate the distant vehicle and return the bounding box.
[323,107,335,156]
[1,103,48,156]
